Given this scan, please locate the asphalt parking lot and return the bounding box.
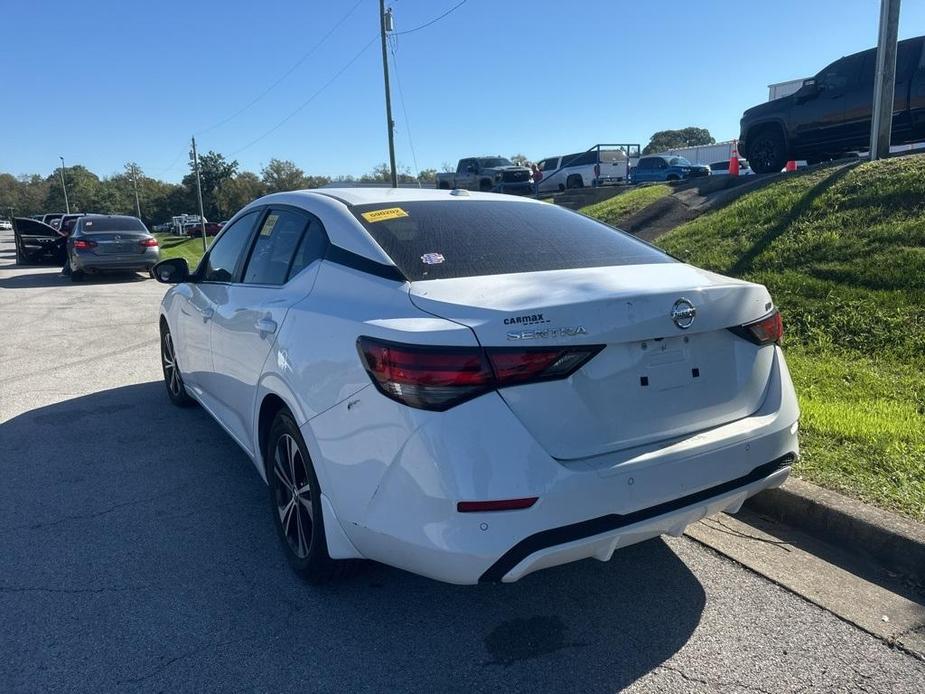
[1,229,924,693]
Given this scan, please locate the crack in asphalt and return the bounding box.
[0,585,146,595]
[654,662,777,694]
[0,486,187,533]
[701,516,793,550]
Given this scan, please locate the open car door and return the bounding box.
[13,217,67,265]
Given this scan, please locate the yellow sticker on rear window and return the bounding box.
[361,207,408,223]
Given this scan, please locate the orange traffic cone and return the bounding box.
[785,160,797,172]
[729,141,740,177]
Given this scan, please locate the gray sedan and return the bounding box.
[67,215,160,281]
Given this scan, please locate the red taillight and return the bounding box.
[457,497,538,513]
[73,239,96,249]
[140,238,159,247]
[732,310,783,345]
[356,337,603,411]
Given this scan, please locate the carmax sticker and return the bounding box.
[361,207,408,223]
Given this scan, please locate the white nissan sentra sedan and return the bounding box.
[153,188,799,585]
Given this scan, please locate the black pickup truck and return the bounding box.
[740,35,925,173]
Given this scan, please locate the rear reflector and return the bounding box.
[356,337,603,411]
[457,497,538,513]
[730,310,783,345]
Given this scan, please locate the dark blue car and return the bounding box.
[631,155,711,183]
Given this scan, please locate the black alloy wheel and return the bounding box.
[267,411,345,583]
[160,324,193,406]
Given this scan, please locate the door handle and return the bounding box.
[255,318,277,334]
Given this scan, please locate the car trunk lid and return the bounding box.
[82,232,150,255]
[409,264,775,460]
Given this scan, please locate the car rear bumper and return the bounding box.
[73,249,159,271]
[482,456,791,582]
[305,347,799,584]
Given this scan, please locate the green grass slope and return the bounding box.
[653,157,925,519]
[580,184,671,225]
[155,233,207,266]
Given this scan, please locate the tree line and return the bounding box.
[0,155,440,225]
[1,128,714,224]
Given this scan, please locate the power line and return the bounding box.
[388,36,419,176]
[392,0,467,35]
[230,34,379,156]
[196,0,366,136]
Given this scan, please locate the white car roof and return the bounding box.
[296,187,543,206]
[229,188,545,270]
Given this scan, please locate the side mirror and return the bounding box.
[152,257,190,284]
[797,79,820,101]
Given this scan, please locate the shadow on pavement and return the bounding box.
[0,382,706,692]
[0,270,150,289]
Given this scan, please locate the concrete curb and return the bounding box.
[743,477,925,581]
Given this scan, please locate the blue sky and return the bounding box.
[2,0,923,181]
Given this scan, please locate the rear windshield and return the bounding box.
[351,200,673,281]
[81,217,147,232]
[669,156,693,167]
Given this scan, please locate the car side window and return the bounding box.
[539,158,558,171]
[287,218,329,281]
[242,209,311,285]
[203,210,261,283]
[817,54,860,92]
[653,158,668,170]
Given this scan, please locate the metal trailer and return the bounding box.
[657,141,739,167]
[539,143,642,191]
[768,78,807,101]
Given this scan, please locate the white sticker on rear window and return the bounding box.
[421,252,444,265]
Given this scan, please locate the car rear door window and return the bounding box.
[351,200,673,281]
[242,209,311,285]
[287,218,329,281]
[203,210,261,283]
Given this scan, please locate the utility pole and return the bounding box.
[379,0,398,188]
[191,137,208,252]
[130,164,142,218]
[870,0,902,160]
[58,156,71,213]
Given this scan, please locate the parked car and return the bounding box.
[0,219,12,231]
[631,155,711,183]
[41,213,66,227]
[184,221,222,237]
[66,214,159,281]
[152,188,798,585]
[537,149,631,192]
[436,157,532,194]
[12,217,69,264]
[709,159,753,176]
[740,35,925,173]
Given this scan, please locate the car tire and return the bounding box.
[748,128,788,174]
[160,322,194,407]
[267,411,346,584]
[566,174,583,189]
[666,174,680,182]
[479,179,493,192]
[70,269,84,282]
